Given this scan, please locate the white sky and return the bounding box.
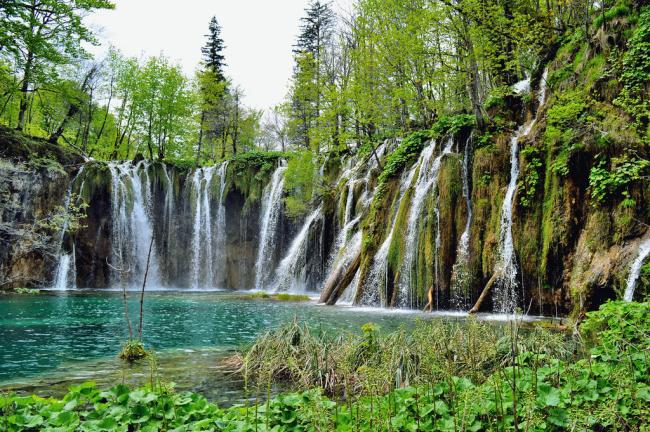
[86,0,353,112]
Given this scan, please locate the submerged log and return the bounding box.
[468,272,500,314]
[319,250,362,305]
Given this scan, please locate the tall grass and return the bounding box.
[241,318,575,398]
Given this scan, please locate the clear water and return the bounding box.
[0,291,438,383]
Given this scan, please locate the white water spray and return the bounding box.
[624,238,650,302]
[254,163,287,289]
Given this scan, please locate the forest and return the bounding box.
[0,0,649,430]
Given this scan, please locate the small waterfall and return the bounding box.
[108,161,160,288]
[624,238,650,302]
[399,138,453,308]
[493,68,548,312]
[52,167,85,290]
[214,162,229,286]
[254,163,287,289]
[451,136,474,309]
[361,163,419,306]
[273,208,322,293]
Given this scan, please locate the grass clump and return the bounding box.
[12,288,40,295]
[275,293,310,302]
[241,318,573,397]
[118,339,148,362]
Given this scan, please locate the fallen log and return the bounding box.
[319,250,362,305]
[468,272,500,314]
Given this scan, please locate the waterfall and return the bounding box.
[214,162,229,286]
[108,161,160,289]
[52,167,85,290]
[361,162,419,306]
[273,208,322,293]
[254,163,287,289]
[189,167,215,288]
[451,136,474,309]
[398,138,453,308]
[624,238,650,302]
[493,68,548,312]
[188,162,228,289]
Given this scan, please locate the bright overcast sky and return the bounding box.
[86,0,353,112]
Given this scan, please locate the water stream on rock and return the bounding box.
[450,136,474,309]
[493,69,548,313]
[254,163,287,289]
[273,207,322,293]
[52,167,85,290]
[624,238,650,302]
[399,138,453,309]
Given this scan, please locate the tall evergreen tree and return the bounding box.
[202,16,226,82]
[290,1,335,150]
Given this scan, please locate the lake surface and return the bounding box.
[0,290,555,404]
[0,291,445,403]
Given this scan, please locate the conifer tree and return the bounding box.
[202,16,227,82]
[290,1,335,150]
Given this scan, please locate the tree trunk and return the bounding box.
[319,250,361,305]
[196,111,205,166]
[469,272,499,314]
[17,51,34,131]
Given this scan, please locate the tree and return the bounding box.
[290,0,336,151]
[202,16,227,82]
[1,0,114,131]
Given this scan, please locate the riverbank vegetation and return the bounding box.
[1,301,647,431]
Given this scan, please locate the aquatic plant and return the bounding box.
[118,339,148,362]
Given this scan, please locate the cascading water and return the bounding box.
[189,166,217,288]
[493,68,548,313]
[188,162,229,289]
[52,167,85,290]
[108,161,160,288]
[398,138,453,308]
[329,231,363,304]
[254,163,287,289]
[450,136,474,309]
[624,238,650,302]
[361,163,419,306]
[273,208,322,293]
[214,162,229,286]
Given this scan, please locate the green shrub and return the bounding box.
[119,339,148,362]
[588,154,649,203]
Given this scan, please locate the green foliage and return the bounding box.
[275,293,311,302]
[519,146,543,208]
[12,288,40,295]
[376,130,430,195]
[283,150,315,218]
[581,301,649,354]
[430,114,475,139]
[594,4,632,28]
[118,340,148,362]
[614,6,650,135]
[36,193,88,234]
[588,155,649,203]
[231,151,285,175]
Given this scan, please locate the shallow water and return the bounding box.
[0,290,557,404]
